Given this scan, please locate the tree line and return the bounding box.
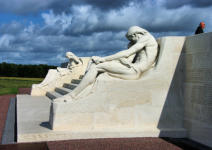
[0,62,57,78]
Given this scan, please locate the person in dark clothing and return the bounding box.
[195,22,205,34]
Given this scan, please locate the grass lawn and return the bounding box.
[0,77,43,95]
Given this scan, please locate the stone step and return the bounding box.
[63,83,78,90]
[46,91,63,100]
[71,79,81,84]
[55,87,72,95]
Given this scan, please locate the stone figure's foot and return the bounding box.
[53,93,76,103]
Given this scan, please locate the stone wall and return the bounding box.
[183,32,212,147]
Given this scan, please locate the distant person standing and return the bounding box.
[195,22,205,34]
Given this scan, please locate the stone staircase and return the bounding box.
[45,75,83,100]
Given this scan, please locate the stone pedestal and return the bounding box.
[17,95,186,142]
[17,36,188,142]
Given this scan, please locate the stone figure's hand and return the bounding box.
[92,56,105,64]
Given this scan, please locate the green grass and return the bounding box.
[0,77,43,95]
[0,77,43,81]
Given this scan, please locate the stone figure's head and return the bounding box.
[66,52,74,59]
[126,26,148,42]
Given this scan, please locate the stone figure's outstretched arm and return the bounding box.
[103,42,145,61]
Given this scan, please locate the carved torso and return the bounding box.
[128,34,158,73]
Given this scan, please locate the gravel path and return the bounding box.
[47,138,183,150]
[18,88,31,95]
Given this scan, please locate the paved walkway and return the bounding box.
[0,88,30,142]
[0,94,15,142]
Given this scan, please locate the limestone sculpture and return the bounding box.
[54,26,158,102]
[66,52,83,69]
[31,51,86,96]
[38,51,83,85]
[57,51,83,73]
[18,29,212,144]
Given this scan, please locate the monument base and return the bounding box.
[17,95,187,143]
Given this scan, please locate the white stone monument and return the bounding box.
[16,26,212,148]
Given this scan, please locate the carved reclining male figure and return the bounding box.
[55,26,158,102]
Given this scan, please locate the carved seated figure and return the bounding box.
[66,52,83,69]
[31,51,85,96]
[57,51,82,74]
[55,26,158,102]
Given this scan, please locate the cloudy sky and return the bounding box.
[0,0,211,65]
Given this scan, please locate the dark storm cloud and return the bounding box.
[0,0,139,14]
[73,0,134,10]
[0,22,23,35]
[0,18,127,65]
[0,0,51,14]
[0,0,212,65]
[60,3,207,36]
[163,0,212,9]
[50,0,139,14]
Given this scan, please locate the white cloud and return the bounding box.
[0,35,15,48]
[0,0,212,65]
[42,10,72,29]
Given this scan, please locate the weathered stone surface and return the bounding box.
[50,36,186,132]
[17,94,186,142]
[183,32,212,148]
[17,36,188,142]
[31,57,90,96]
[17,32,212,148]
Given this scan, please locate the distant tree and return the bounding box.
[0,62,57,78]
